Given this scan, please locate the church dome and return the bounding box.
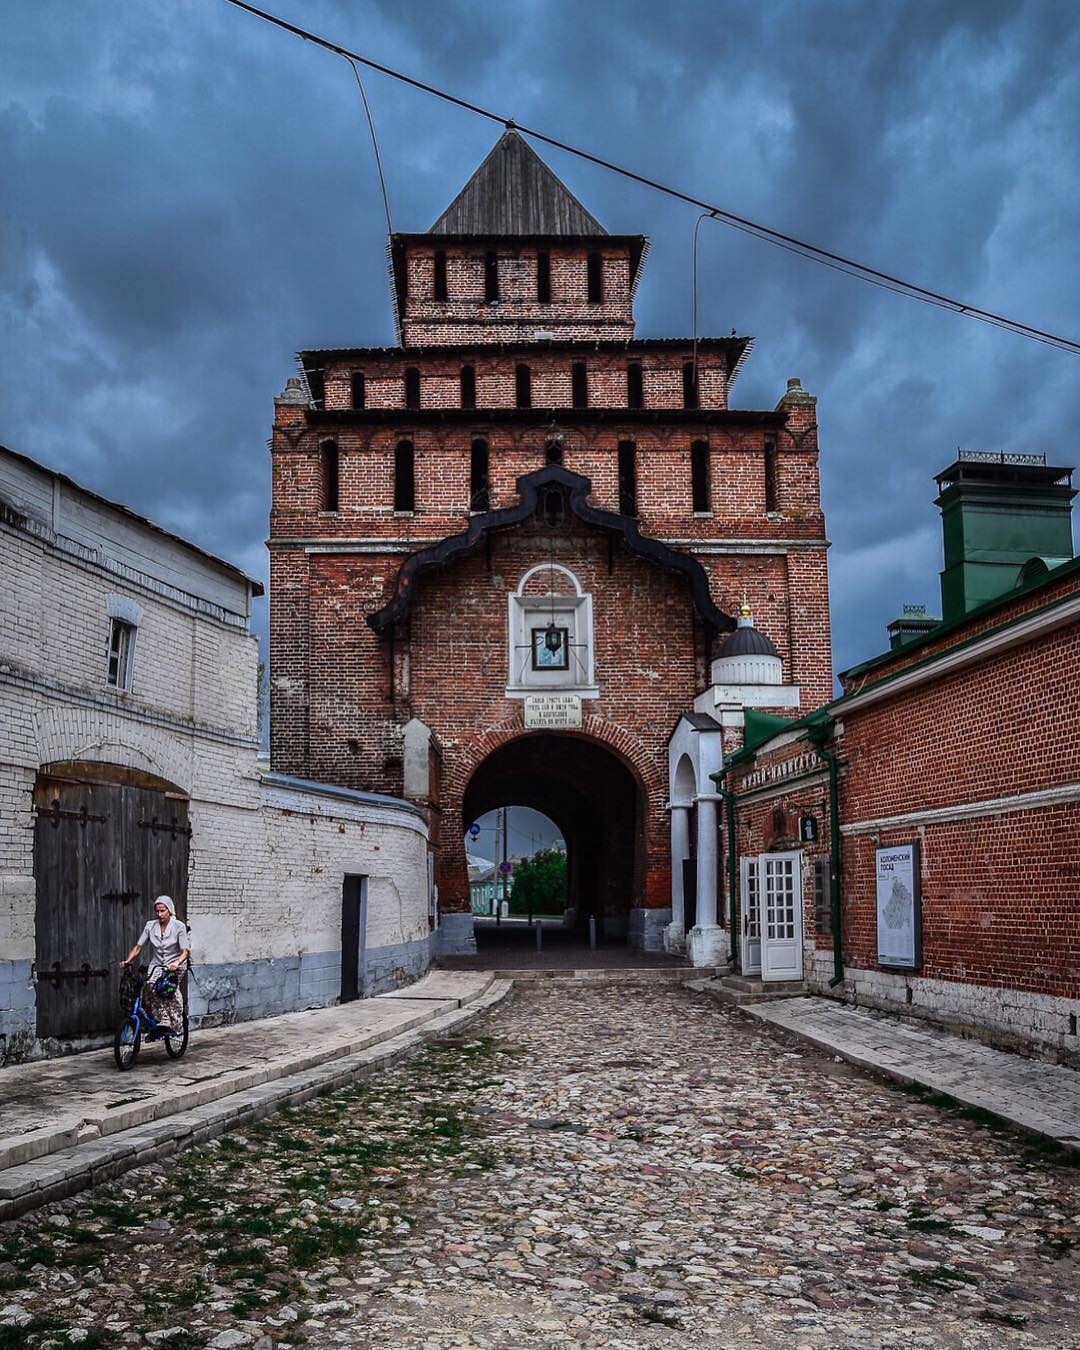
[710,605,783,686]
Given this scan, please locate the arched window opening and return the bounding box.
[587,250,604,303]
[764,436,779,512]
[484,250,499,303]
[571,362,588,410]
[627,362,644,410]
[618,440,637,517]
[683,359,699,410]
[516,363,532,409]
[404,366,421,410]
[470,438,490,512]
[536,249,551,302]
[460,364,476,410]
[319,438,339,513]
[545,437,564,467]
[691,440,710,513]
[350,372,365,410]
[433,249,448,301]
[394,440,416,513]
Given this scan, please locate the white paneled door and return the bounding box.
[739,856,762,976]
[759,851,803,982]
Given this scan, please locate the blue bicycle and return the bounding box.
[114,964,189,1070]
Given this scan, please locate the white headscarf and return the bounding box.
[154,895,176,918]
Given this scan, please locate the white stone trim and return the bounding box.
[106,593,144,627]
[0,516,250,630]
[839,591,1080,712]
[841,781,1080,835]
[505,564,595,695]
[0,666,259,750]
[660,538,830,554]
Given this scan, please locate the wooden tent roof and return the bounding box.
[429,129,607,236]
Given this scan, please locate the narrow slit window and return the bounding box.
[470,438,490,512]
[460,364,476,410]
[433,249,448,301]
[683,359,699,410]
[764,437,779,512]
[618,441,637,516]
[404,367,420,410]
[571,362,588,409]
[394,440,415,513]
[106,619,136,691]
[691,440,710,512]
[537,249,551,302]
[319,438,340,512]
[587,250,604,303]
[516,363,532,409]
[484,251,499,303]
[627,362,644,409]
[545,437,564,466]
[350,372,365,410]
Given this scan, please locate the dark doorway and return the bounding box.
[462,733,642,944]
[682,857,698,931]
[341,874,367,1003]
[33,765,190,1042]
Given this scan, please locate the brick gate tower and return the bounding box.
[269,130,832,956]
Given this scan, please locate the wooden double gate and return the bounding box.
[33,769,190,1041]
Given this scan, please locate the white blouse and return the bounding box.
[137,916,190,973]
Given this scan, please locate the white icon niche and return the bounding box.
[506,563,598,698]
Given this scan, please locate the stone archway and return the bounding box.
[462,732,645,942]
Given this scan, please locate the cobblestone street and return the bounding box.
[2,985,1078,1349]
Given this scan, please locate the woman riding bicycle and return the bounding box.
[120,895,190,1034]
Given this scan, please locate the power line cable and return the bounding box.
[343,55,393,236]
[222,0,1080,358]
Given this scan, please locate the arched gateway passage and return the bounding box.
[462,733,643,942]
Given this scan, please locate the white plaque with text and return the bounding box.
[523,693,582,729]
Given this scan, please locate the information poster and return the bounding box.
[875,842,922,968]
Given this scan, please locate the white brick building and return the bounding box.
[0,444,434,1062]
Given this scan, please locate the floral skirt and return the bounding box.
[142,970,185,1034]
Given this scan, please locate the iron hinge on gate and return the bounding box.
[138,816,192,838]
[33,801,106,828]
[36,962,110,987]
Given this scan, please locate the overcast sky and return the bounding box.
[3,0,1078,685]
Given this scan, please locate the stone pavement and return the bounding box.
[733,994,1080,1154]
[0,971,505,1220]
[1,982,1077,1348]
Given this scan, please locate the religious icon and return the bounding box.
[531,625,569,670]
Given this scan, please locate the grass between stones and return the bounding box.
[0,1033,511,1348]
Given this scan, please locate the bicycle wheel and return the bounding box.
[164,1016,189,1060]
[114,1018,141,1071]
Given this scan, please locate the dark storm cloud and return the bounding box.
[2,0,1078,679]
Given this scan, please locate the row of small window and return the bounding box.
[348,360,706,413]
[417,249,607,305]
[316,436,769,517]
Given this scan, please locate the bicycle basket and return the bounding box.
[119,964,145,1014]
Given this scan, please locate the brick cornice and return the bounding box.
[299,407,787,429]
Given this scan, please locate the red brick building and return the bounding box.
[268,130,831,954]
[719,453,1079,1062]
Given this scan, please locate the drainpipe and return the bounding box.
[808,725,844,988]
[711,767,740,969]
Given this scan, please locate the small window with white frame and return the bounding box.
[104,594,143,692]
[106,619,136,690]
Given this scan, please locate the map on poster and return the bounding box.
[524,693,582,729]
[875,842,922,968]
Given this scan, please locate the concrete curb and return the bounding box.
[720,992,1080,1158]
[490,966,721,984]
[0,980,512,1222]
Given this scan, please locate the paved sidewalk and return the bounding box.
[736,992,1080,1152]
[0,970,505,1219]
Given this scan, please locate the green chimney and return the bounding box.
[936,452,1075,623]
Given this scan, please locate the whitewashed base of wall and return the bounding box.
[687,924,729,968]
[808,951,1080,1068]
